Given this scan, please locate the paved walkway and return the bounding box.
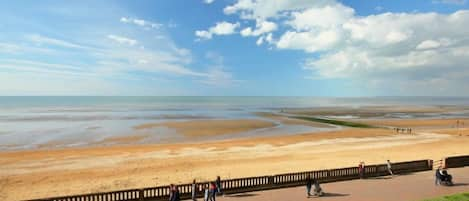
[215,167,469,201]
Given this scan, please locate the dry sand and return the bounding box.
[2,120,469,201]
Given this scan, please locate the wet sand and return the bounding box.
[134,119,277,137]
[356,118,469,129]
[283,105,469,118]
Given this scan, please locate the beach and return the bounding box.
[1,97,469,201]
[2,104,469,200]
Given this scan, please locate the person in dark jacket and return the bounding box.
[306,175,312,197]
[435,167,442,185]
[215,176,223,196]
[169,184,181,201]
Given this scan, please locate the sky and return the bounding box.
[0,0,469,96]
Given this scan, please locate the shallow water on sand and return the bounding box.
[1,96,469,150]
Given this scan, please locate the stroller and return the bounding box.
[436,169,453,186]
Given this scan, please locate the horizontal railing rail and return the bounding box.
[26,159,433,201]
[444,155,469,168]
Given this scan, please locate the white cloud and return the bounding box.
[199,52,242,86]
[195,30,213,39]
[265,33,273,44]
[211,21,241,34]
[223,0,335,19]
[288,4,354,30]
[120,17,162,29]
[205,0,469,94]
[276,30,341,52]
[204,0,215,4]
[256,36,264,45]
[416,40,441,50]
[195,21,240,40]
[432,0,466,5]
[240,20,277,37]
[27,34,88,49]
[302,10,469,79]
[107,34,138,46]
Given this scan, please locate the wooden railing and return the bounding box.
[444,155,469,168]
[26,159,432,201]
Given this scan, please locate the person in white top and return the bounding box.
[386,160,393,176]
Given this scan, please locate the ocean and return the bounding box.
[1,96,468,150]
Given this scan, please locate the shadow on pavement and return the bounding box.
[227,193,258,198]
[319,192,349,197]
[367,177,392,180]
[451,183,468,187]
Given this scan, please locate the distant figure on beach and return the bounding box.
[169,184,181,201]
[358,161,365,179]
[313,179,324,196]
[306,175,312,197]
[209,182,217,201]
[386,160,393,176]
[215,176,223,196]
[192,179,197,201]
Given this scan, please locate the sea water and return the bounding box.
[1,96,468,150]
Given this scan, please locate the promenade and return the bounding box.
[217,167,469,201]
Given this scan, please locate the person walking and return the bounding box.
[209,182,217,201]
[306,175,312,197]
[313,179,323,196]
[169,184,181,201]
[386,160,393,176]
[435,167,442,185]
[215,176,223,196]
[192,179,197,201]
[358,161,365,179]
[204,185,209,201]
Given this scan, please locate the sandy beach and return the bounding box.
[2,110,469,201]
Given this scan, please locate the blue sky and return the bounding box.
[1,0,468,96]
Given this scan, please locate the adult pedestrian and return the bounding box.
[209,182,216,201]
[386,160,393,176]
[169,184,180,201]
[306,175,312,197]
[358,161,365,179]
[215,176,223,196]
[192,179,197,201]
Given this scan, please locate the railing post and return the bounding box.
[139,189,144,201]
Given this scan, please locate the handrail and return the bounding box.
[25,159,433,201]
[444,155,469,168]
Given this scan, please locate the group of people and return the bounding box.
[435,167,453,186]
[170,161,454,200]
[202,176,223,201]
[169,176,222,201]
[169,176,223,201]
[305,176,324,197]
[394,127,412,134]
